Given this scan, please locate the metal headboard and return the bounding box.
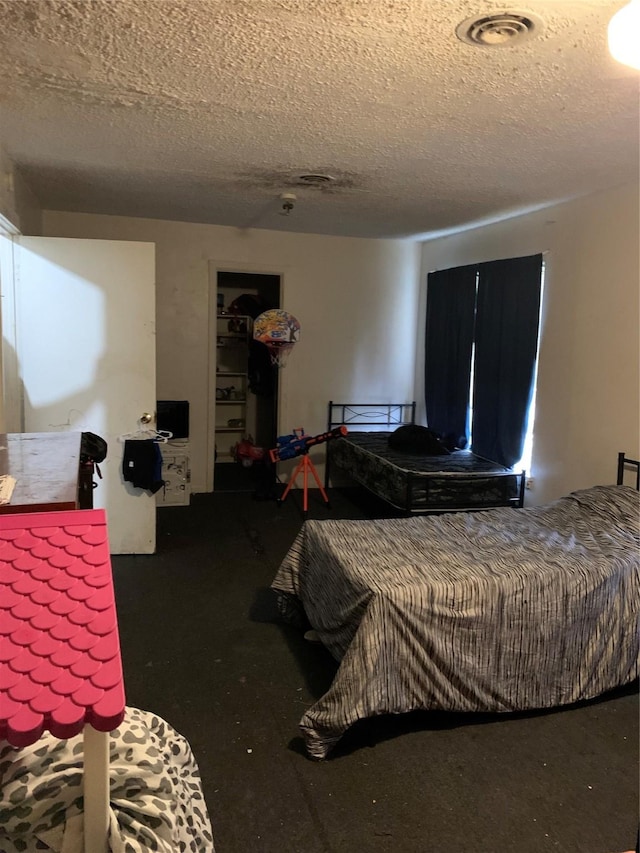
[327,401,416,430]
[617,452,640,490]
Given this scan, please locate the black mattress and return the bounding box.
[327,431,523,512]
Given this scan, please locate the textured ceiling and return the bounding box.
[0,0,638,239]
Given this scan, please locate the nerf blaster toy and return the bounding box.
[269,426,348,463]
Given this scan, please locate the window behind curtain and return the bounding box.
[424,265,477,448]
[424,254,543,468]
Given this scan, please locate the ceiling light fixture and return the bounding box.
[608,1,640,70]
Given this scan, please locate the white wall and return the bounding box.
[42,211,421,492]
[417,182,640,505]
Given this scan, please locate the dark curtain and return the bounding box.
[471,254,543,467]
[424,265,477,447]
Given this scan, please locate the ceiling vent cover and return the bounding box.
[296,174,335,186]
[456,11,543,47]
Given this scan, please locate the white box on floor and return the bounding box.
[157,442,191,506]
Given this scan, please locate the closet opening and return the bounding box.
[209,269,281,493]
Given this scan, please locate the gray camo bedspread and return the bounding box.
[271,484,640,759]
[0,706,215,852]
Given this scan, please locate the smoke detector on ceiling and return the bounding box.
[456,11,543,47]
[279,193,296,215]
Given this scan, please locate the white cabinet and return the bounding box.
[157,443,191,506]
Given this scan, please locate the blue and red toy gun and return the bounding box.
[269,426,348,463]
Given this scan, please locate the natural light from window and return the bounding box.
[468,261,545,475]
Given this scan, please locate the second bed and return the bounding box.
[325,401,525,513]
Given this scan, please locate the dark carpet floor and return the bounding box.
[111,486,639,853]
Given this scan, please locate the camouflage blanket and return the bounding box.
[0,706,214,852]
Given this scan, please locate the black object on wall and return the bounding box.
[157,400,190,439]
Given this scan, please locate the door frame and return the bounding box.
[0,222,22,434]
[206,261,284,492]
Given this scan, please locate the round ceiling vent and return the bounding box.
[456,11,543,47]
[296,174,335,186]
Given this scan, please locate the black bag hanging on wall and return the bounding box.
[81,431,108,463]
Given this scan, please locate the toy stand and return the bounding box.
[278,451,330,517]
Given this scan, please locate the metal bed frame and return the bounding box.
[325,400,525,514]
[617,451,640,488]
[324,401,416,496]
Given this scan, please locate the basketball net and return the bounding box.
[267,342,294,368]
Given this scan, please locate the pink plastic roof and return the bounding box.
[0,509,125,747]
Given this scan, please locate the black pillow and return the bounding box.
[388,424,450,456]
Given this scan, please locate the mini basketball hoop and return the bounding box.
[253,309,301,368]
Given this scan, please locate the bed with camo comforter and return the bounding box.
[271,484,640,759]
[0,706,215,852]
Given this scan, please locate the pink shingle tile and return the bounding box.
[30,660,63,685]
[68,632,100,652]
[31,562,61,581]
[80,528,108,546]
[50,646,82,668]
[13,532,41,551]
[50,619,81,642]
[8,676,42,703]
[11,624,40,647]
[0,610,22,635]
[50,671,85,697]
[0,543,24,562]
[30,543,57,561]
[84,570,112,589]
[30,687,64,714]
[0,662,21,689]
[0,529,26,541]
[49,571,79,591]
[49,551,78,570]
[67,604,96,626]
[29,609,62,631]
[71,656,102,679]
[7,706,44,746]
[64,540,94,558]
[0,639,25,663]
[11,575,41,596]
[91,656,122,690]
[30,585,61,606]
[30,635,60,658]
[10,600,41,621]
[13,552,43,571]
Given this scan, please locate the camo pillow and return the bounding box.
[0,706,215,853]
